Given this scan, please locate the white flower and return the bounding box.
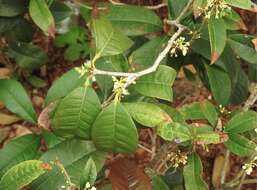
[91,187,97,190]
[170,37,190,57]
[86,182,91,188]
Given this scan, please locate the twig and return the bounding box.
[109,0,167,10]
[138,144,153,154]
[221,150,230,185]
[243,83,257,111]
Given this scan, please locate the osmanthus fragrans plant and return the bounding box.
[0,0,257,189]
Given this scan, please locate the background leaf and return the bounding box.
[201,100,218,127]
[29,0,55,36]
[0,160,48,190]
[224,0,252,10]
[106,5,162,36]
[0,134,40,178]
[0,0,26,17]
[0,79,37,123]
[91,102,138,153]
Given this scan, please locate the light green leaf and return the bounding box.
[158,104,185,123]
[29,0,55,35]
[228,39,257,65]
[80,157,97,188]
[91,102,138,153]
[224,0,252,10]
[205,65,231,105]
[180,102,205,120]
[134,65,176,101]
[52,87,101,139]
[208,16,226,63]
[0,134,40,178]
[158,122,192,142]
[123,102,171,128]
[193,125,220,144]
[129,36,168,71]
[30,139,105,190]
[224,134,256,157]
[44,69,87,106]
[183,153,208,190]
[0,160,48,190]
[200,100,218,127]
[224,111,257,133]
[92,16,133,57]
[106,5,162,36]
[0,0,26,17]
[0,79,37,124]
[8,42,47,70]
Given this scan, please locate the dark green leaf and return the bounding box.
[205,65,231,105]
[168,0,189,19]
[0,160,48,190]
[106,5,162,36]
[0,134,40,178]
[52,87,101,139]
[91,102,138,153]
[50,1,72,23]
[0,0,26,17]
[134,65,176,101]
[44,69,87,106]
[123,102,171,128]
[208,16,226,63]
[92,16,133,57]
[152,176,169,190]
[183,153,208,190]
[224,133,256,156]
[8,42,47,70]
[224,111,257,133]
[0,79,37,123]
[29,0,55,36]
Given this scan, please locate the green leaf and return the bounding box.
[123,102,171,128]
[8,42,47,70]
[200,100,218,127]
[0,134,40,178]
[208,16,226,63]
[64,43,88,61]
[80,157,97,188]
[193,125,220,144]
[29,0,55,36]
[224,0,252,10]
[180,102,205,120]
[224,111,257,133]
[30,139,105,190]
[0,0,26,17]
[106,5,162,36]
[50,1,72,23]
[158,122,192,142]
[184,153,208,190]
[44,69,87,106]
[224,133,256,157]
[0,79,37,124]
[28,76,47,88]
[91,102,138,153]
[52,87,101,139]
[0,160,48,190]
[92,16,133,57]
[168,0,189,19]
[157,104,185,123]
[205,65,231,105]
[134,65,176,101]
[152,176,169,190]
[129,36,168,71]
[228,39,257,65]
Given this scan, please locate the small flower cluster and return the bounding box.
[205,0,231,19]
[167,150,188,168]
[75,61,92,76]
[112,76,130,98]
[170,37,190,57]
[242,156,257,175]
[85,182,97,190]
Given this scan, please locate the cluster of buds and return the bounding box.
[112,76,131,99]
[205,0,231,19]
[85,182,97,190]
[242,156,257,175]
[170,37,190,57]
[167,150,188,168]
[75,60,93,76]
